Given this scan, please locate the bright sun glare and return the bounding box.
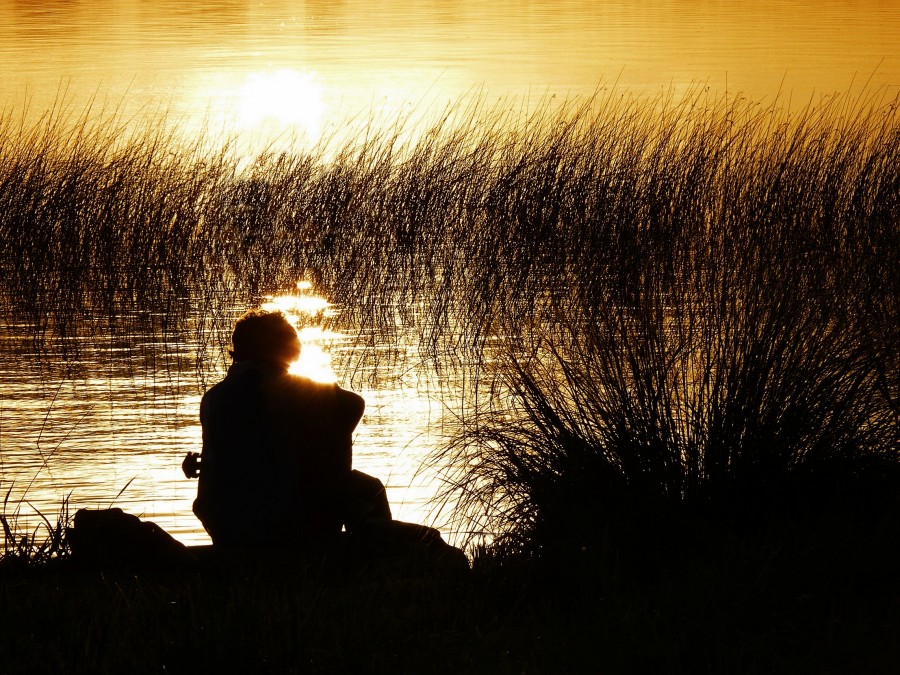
[236,69,326,142]
[261,281,340,383]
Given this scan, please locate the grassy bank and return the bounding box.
[1,512,899,674]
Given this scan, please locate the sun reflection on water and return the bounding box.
[260,280,340,383]
[235,69,326,141]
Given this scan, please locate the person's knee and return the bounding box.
[345,470,392,524]
[348,469,386,495]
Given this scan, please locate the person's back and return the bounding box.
[195,360,292,546]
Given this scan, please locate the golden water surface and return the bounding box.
[2,1,898,150]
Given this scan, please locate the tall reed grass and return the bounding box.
[1,88,897,560]
[429,89,899,562]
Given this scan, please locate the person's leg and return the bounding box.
[341,473,449,546]
[341,469,392,531]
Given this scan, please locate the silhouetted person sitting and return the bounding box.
[189,309,392,548]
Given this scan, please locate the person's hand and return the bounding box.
[182,452,201,479]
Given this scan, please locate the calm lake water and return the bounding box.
[1,0,899,547]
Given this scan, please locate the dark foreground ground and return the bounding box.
[2,508,899,675]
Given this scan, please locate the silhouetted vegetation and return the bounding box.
[1,89,898,672]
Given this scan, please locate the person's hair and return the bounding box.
[229,309,299,362]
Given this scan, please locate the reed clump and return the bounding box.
[430,89,900,570]
[1,88,898,565]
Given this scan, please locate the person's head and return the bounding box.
[229,309,300,369]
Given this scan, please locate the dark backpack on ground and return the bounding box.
[67,508,194,568]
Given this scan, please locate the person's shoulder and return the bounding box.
[286,373,336,389]
[200,373,231,403]
[199,373,237,419]
[202,362,268,403]
[281,376,363,408]
[268,373,337,398]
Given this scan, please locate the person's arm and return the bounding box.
[331,385,364,472]
[335,386,365,431]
